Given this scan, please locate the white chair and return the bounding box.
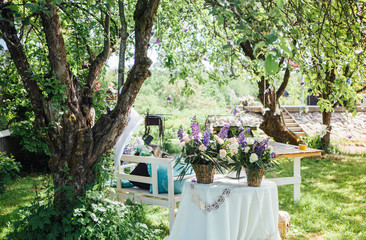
[114,155,193,232]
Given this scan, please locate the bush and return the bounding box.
[7,154,163,240]
[302,135,338,153]
[0,152,21,193]
[8,189,163,240]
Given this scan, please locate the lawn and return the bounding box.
[1,154,365,239]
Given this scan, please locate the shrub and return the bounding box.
[7,153,163,240]
[8,188,163,240]
[302,135,339,153]
[0,152,21,193]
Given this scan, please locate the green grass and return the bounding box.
[274,155,366,239]
[1,154,365,239]
[0,173,50,238]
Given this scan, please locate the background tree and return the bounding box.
[0,0,160,206]
[284,0,366,148]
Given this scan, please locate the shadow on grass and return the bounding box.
[0,174,49,238]
[276,154,366,239]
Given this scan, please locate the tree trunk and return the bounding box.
[320,68,336,149]
[321,111,332,149]
[257,76,300,145]
[0,0,161,207]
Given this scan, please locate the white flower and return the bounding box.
[230,147,238,156]
[229,137,237,145]
[219,149,227,158]
[247,138,254,145]
[199,144,207,151]
[179,142,186,147]
[214,135,224,145]
[183,135,190,143]
[230,143,239,149]
[249,153,259,163]
[244,146,250,153]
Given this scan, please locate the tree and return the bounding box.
[200,0,300,144]
[0,0,160,205]
[284,0,366,148]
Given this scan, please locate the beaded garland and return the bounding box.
[190,184,232,213]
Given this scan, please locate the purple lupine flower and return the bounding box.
[265,88,270,94]
[203,126,211,147]
[238,131,246,148]
[246,127,251,133]
[170,74,173,77]
[156,38,160,43]
[204,57,207,61]
[271,152,276,158]
[300,81,304,86]
[178,126,184,142]
[238,127,244,131]
[151,32,155,36]
[191,116,201,141]
[348,135,352,139]
[256,138,269,158]
[203,70,206,72]
[218,122,230,140]
[184,28,188,32]
[106,100,110,105]
[167,96,171,102]
[233,109,238,115]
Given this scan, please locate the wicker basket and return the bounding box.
[193,164,215,184]
[244,168,264,187]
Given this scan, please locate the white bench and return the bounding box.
[114,155,193,231]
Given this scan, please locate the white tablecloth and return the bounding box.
[167,178,280,240]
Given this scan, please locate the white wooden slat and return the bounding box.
[151,163,159,196]
[116,173,153,184]
[267,176,301,186]
[121,155,174,166]
[293,157,301,202]
[167,160,176,229]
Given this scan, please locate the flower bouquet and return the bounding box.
[225,133,277,187]
[176,116,228,184]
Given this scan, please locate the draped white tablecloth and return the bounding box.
[167,178,280,240]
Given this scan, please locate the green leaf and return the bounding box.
[22,19,31,25]
[265,33,278,45]
[276,0,284,7]
[223,44,232,50]
[264,54,280,75]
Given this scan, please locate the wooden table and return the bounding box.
[267,142,323,201]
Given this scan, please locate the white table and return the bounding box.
[268,142,323,201]
[167,178,280,240]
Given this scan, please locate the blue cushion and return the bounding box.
[121,179,134,188]
[147,162,193,194]
[105,179,133,188]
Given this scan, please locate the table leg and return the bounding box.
[294,157,301,201]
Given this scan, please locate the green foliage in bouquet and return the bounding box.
[175,116,229,179]
[225,134,278,179]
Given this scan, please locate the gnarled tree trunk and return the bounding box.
[0,0,160,205]
[257,74,300,145]
[240,41,300,145]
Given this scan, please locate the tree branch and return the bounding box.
[40,1,84,124]
[276,67,290,101]
[118,0,129,93]
[0,1,44,120]
[92,0,160,160]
